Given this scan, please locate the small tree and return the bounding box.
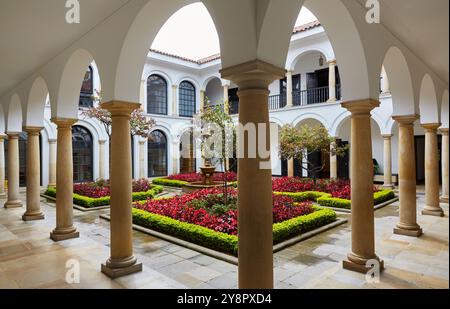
[81,92,155,178]
[195,101,236,204]
[279,124,347,183]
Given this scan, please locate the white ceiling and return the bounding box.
[0,0,129,97]
[359,0,449,84]
[0,0,448,99]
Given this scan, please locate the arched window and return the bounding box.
[147,75,168,115]
[79,66,94,108]
[72,126,93,183]
[148,130,168,177]
[179,81,196,117]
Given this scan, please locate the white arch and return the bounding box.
[441,90,449,128]
[292,112,330,131]
[419,74,440,124]
[72,120,101,180]
[144,70,173,86]
[287,48,332,72]
[25,76,49,127]
[6,94,23,133]
[176,76,201,90]
[269,116,284,128]
[202,75,222,90]
[330,110,351,137]
[56,49,95,119]
[0,105,5,134]
[383,46,416,116]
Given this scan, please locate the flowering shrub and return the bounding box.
[135,187,314,236]
[272,177,379,200]
[73,178,153,198]
[166,172,237,183]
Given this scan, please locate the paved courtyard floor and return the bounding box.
[0,189,448,289]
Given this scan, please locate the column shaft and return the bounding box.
[221,60,285,289]
[172,85,178,117]
[382,135,394,189]
[99,140,106,180]
[422,123,444,216]
[330,139,338,179]
[48,139,57,187]
[286,71,293,107]
[23,127,44,221]
[101,101,142,279]
[440,129,449,202]
[327,60,337,102]
[50,119,79,241]
[393,115,422,236]
[139,140,146,179]
[342,100,383,273]
[287,158,294,177]
[4,133,22,208]
[200,90,206,110]
[0,135,6,197]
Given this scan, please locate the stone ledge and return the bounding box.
[40,194,111,212]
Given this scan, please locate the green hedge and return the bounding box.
[132,208,239,255]
[132,206,337,256]
[45,185,163,208]
[152,178,188,187]
[273,207,337,243]
[275,189,396,210]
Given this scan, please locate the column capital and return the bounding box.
[220,59,286,90]
[341,99,380,116]
[99,140,107,145]
[101,101,141,117]
[392,114,419,126]
[172,84,179,89]
[328,59,337,65]
[439,128,449,135]
[24,126,43,135]
[138,140,146,146]
[6,132,21,139]
[48,138,57,144]
[382,134,393,139]
[0,134,7,140]
[51,118,77,128]
[421,123,441,132]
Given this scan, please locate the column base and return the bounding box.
[343,256,384,274]
[422,207,444,217]
[382,184,395,190]
[4,200,23,208]
[50,228,79,241]
[101,256,142,279]
[440,195,449,203]
[0,193,6,199]
[22,212,45,221]
[327,98,337,103]
[394,225,423,237]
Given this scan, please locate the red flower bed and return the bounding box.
[73,179,153,198]
[166,172,237,183]
[135,187,313,235]
[272,177,378,200]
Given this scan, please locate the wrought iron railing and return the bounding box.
[268,94,287,110]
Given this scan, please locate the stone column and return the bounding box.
[172,85,178,117]
[22,127,45,221]
[4,133,22,208]
[0,135,6,198]
[287,158,294,177]
[393,115,422,236]
[172,141,179,174]
[200,90,206,110]
[286,71,293,108]
[99,140,106,180]
[327,60,337,102]
[50,119,79,241]
[382,134,394,189]
[48,139,57,187]
[422,123,444,216]
[341,100,384,273]
[139,140,146,179]
[221,60,285,289]
[330,139,338,179]
[223,85,229,103]
[440,128,449,203]
[101,101,142,279]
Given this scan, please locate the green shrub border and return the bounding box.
[131,206,336,256]
[44,185,163,208]
[152,178,188,187]
[275,189,396,210]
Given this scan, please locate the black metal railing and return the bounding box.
[228,85,340,115]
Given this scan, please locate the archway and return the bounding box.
[179,128,196,174]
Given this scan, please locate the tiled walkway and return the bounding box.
[0,190,448,289]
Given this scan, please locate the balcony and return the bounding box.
[229,85,341,115]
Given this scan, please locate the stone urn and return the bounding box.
[200,165,216,185]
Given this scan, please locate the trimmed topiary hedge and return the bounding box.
[45,185,163,208]
[275,189,396,210]
[152,178,188,187]
[132,206,337,256]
